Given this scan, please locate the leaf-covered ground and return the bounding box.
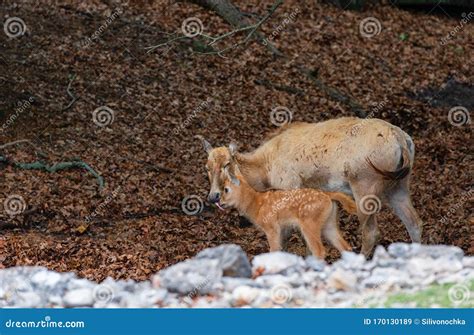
[0,0,472,281]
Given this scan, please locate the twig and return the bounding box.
[0,154,104,190]
[0,139,38,151]
[61,74,79,111]
[146,0,283,56]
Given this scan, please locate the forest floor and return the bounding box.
[0,0,472,281]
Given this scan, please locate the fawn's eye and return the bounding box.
[224,187,230,194]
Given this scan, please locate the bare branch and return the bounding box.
[61,74,79,111]
[147,0,284,56]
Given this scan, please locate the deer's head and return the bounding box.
[219,165,242,209]
[196,136,238,205]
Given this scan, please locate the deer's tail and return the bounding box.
[327,192,357,215]
[366,129,413,181]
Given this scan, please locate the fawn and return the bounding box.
[218,166,356,259]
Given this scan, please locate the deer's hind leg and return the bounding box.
[387,178,423,243]
[350,180,384,258]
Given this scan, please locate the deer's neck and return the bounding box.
[235,151,270,192]
[234,180,261,222]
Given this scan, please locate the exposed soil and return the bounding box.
[0,0,472,281]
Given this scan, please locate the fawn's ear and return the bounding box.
[228,142,238,156]
[195,135,213,154]
[225,165,240,186]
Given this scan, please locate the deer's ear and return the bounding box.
[228,142,238,156]
[195,135,213,154]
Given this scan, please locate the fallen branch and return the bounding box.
[61,74,79,111]
[0,139,37,151]
[147,0,284,57]
[0,158,105,190]
[180,0,367,116]
[0,139,104,190]
[299,66,367,118]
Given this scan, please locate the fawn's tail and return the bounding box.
[327,192,357,214]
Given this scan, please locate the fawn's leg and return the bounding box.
[299,218,326,259]
[323,204,351,252]
[263,226,282,252]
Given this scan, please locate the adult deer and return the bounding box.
[198,117,423,257]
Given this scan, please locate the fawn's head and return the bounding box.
[219,167,243,209]
[196,136,239,204]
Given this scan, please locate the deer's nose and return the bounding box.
[208,192,221,203]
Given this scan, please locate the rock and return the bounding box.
[255,274,292,288]
[301,271,321,286]
[327,269,357,291]
[388,243,464,260]
[196,244,251,278]
[0,242,473,308]
[63,288,94,307]
[48,295,63,306]
[31,270,63,288]
[156,259,222,295]
[232,286,260,305]
[462,257,474,268]
[373,245,390,260]
[221,278,260,292]
[119,289,167,308]
[305,256,326,271]
[67,278,95,290]
[407,256,463,276]
[252,252,306,275]
[336,251,366,270]
[16,292,42,308]
[387,243,412,258]
[365,267,413,289]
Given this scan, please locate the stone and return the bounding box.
[1,242,473,308]
[388,243,464,260]
[156,258,222,295]
[232,286,260,305]
[462,257,474,268]
[67,278,95,290]
[63,288,94,307]
[221,278,260,292]
[305,256,326,271]
[367,267,413,289]
[16,292,42,308]
[48,295,63,306]
[373,245,390,260]
[327,269,357,291]
[336,251,366,270]
[196,244,252,278]
[387,243,412,258]
[31,270,63,288]
[252,252,306,275]
[255,274,292,288]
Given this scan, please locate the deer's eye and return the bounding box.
[224,187,230,194]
